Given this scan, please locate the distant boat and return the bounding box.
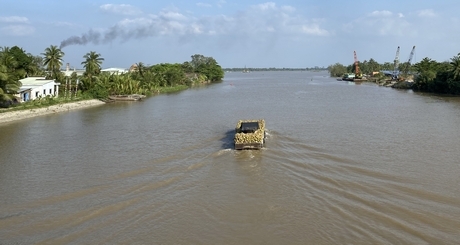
[242,66,250,73]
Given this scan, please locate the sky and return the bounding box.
[1,0,459,69]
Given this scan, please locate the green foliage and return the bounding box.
[83,82,109,99]
[412,55,460,94]
[188,54,224,82]
[1,48,224,105]
[327,63,347,77]
[82,51,104,76]
[328,52,460,94]
[450,53,460,80]
[42,45,64,79]
[0,47,24,104]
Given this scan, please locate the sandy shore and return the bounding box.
[0,99,106,125]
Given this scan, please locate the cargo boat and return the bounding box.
[234,119,266,150]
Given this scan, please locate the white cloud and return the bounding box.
[369,10,392,17]
[302,24,329,36]
[196,2,212,8]
[100,4,142,15]
[254,2,277,11]
[1,25,34,36]
[0,16,29,23]
[158,11,188,21]
[345,10,413,37]
[59,2,332,48]
[418,9,436,18]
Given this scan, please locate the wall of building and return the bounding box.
[29,82,59,100]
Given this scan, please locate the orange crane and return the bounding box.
[353,51,363,79]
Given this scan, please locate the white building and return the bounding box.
[101,67,128,75]
[62,63,85,77]
[18,77,60,102]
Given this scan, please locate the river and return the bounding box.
[0,71,459,244]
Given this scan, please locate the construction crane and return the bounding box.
[353,51,363,79]
[407,45,416,64]
[393,46,400,79]
[398,46,416,80]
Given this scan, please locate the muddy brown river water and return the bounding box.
[1,71,459,244]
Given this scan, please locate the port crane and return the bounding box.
[400,46,416,77]
[407,46,416,64]
[353,51,363,79]
[393,46,400,79]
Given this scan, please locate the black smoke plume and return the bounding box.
[60,29,103,49]
[59,21,164,49]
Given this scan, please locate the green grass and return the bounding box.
[156,85,189,94]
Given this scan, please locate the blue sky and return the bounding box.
[1,0,459,69]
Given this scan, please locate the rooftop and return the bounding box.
[20,77,58,86]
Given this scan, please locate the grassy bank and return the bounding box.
[0,96,93,114]
[155,85,189,94]
[1,84,193,115]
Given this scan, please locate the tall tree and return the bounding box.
[328,63,347,77]
[81,51,104,76]
[367,58,381,73]
[42,45,64,79]
[80,51,104,91]
[0,64,21,104]
[134,62,146,78]
[450,53,460,80]
[0,47,17,71]
[9,46,31,74]
[27,54,45,76]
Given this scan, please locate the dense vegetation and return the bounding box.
[0,45,224,107]
[328,53,460,95]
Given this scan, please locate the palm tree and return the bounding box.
[81,51,104,76]
[0,47,18,71]
[70,72,79,97]
[0,47,21,104]
[27,54,45,76]
[42,45,64,79]
[0,64,21,103]
[80,51,104,91]
[450,53,460,80]
[135,62,146,78]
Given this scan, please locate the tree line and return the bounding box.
[0,45,224,105]
[328,53,460,95]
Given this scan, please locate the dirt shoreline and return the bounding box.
[0,99,106,125]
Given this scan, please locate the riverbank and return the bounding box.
[0,99,106,125]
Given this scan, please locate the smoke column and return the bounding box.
[59,20,165,49]
[60,29,102,49]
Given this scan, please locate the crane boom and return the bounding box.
[408,46,416,64]
[393,46,400,78]
[353,51,362,79]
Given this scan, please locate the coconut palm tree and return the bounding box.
[70,72,79,97]
[135,62,146,78]
[0,47,21,104]
[450,53,460,80]
[80,51,104,91]
[42,45,64,79]
[27,54,45,76]
[0,47,18,71]
[81,51,104,76]
[0,64,21,104]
